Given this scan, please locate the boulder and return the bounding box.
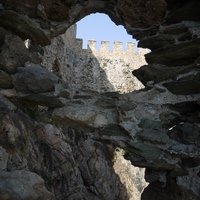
[0,170,54,200]
[0,34,31,74]
[13,65,59,94]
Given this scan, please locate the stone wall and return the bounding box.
[42,25,148,93]
[1,1,200,200]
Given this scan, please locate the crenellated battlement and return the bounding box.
[64,24,149,56]
[73,38,148,55]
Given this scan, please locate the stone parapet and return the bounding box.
[64,24,149,58]
[73,38,148,57]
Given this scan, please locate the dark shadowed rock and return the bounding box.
[95,98,116,108]
[139,118,163,130]
[163,23,188,35]
[137,129,170,145]
[0,70,13,89]
[127,141,162,164]
[0,10,50,45]
[0,170,54,200]
[0,27,9,47]
[165,0,200,24]
[0,146,8,170]
[17,93,67,108]
[138,34,175,50]
[118,101,137,112]
[169,123,200,144]
[13,65,59,94]
[117,0,167,28]
[132,64,196,85]
[163,72,200,95]
[0,34,31,74]
[0,94,16,119]
[145,39,200,66]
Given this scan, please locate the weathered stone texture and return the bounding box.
[0,111,147,200]
[0,0,200,200]
[13,65,59,94]
[0,10,51,45]
[0,34,31,74]
[113,150,148,200]
[117,0,167,28]
[42,25,148,93]
[145,39,200,66]
[0,70,13,89]
[0,170,54,200]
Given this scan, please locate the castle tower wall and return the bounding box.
[42,24,148,93]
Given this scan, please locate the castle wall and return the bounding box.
[42,25,149,93]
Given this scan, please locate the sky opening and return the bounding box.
[76,13,137,51]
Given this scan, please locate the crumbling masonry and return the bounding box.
[42,24,149,93]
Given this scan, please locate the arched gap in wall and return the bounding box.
[73,13,148,93]
[76,13,138,51]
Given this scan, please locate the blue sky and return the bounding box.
[76,13,137,51]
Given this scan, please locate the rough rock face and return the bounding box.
[0,34,32,74]
[0,111,147,200]
[0,0,200,200]
[0,170,54,200]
